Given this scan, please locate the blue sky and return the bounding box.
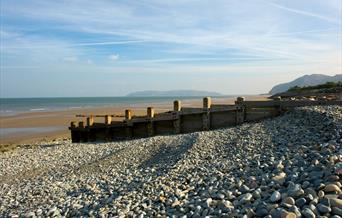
[0,0,341,97]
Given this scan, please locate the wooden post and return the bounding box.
[70,121,79,142]
[125,109,132,120]
[78,121,84,128]
[105,115,112,125]
[70,121,77,128]
[173,100,181,111]
[147,107,155,118]
[87,115,94,127]
[275,96,283,115]
[235,96,245,104]
[125,109,133,139]
[235,96,245,124]
[203,97,211,109]
[173,100,181,134]
[78,121,85,142]
[202,97,211,130]
[104,115,112,141]
[147,107,155,136]
[71,130,80,143]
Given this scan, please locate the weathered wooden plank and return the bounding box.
[154,120,174,135]
[210,111,236,129]
[181,113,203,133]
[132,122,149,138]
[245,108,279,122]
[181,107,203,113]
[173,112,181,134]
[211,104,237,112]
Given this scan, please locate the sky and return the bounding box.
[0,0,341,97]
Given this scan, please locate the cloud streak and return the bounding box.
[269,2,341,24]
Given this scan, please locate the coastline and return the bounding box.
[0,95,268,145]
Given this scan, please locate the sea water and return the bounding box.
[0,96,234,116]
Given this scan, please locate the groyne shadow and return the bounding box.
[64,133,198,215]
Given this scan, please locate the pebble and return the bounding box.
[327,197,342,208]
[331,207,342,216]
[240,193,253,203]
[324,184,341,193]
[301,208,316,218]
[273,172,287,185]
[281,210,297,218]
[317,203,331,214]
[270,191,281,203]
[283,197,295,205]
[318,190,325,198]
[295,198,307,208]
[288,184,305,198]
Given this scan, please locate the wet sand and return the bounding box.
[0,96,268,145]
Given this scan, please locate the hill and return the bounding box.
[269,74,342,95]
[126,90,222,97]
[270,81,342,99]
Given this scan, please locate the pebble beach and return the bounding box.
[1,106,341,217]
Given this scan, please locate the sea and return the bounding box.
[0,96,235,116]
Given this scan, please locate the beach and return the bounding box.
[0,95,268,145]
[1,105,341,217]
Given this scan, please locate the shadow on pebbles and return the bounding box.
[0,106,341,217]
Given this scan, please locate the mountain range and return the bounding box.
[269,74,342,95]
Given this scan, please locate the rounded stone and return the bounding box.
[284,197,295,205]
[280,210,297,218]
[256,208,268,217]
[331,207,342,216]
[301,208,316,218]
[217,193,225,200]
[318,190,324,198]
[295,198,307,208]
[240,193,253,203]
[205,198,212,208]
[317,203,331,214]
[288,184,304,198]
[324,184,341,193]
[328,198,342,208]
[270,191,281,203]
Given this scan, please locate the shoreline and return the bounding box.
[0,95,268,145]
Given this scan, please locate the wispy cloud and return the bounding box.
[71,40,147,47]
[3,40,146,49]
[268,2,341,24]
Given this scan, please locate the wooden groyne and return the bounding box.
[69,97,342,143]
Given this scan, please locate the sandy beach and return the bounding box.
[0,96,269,145]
